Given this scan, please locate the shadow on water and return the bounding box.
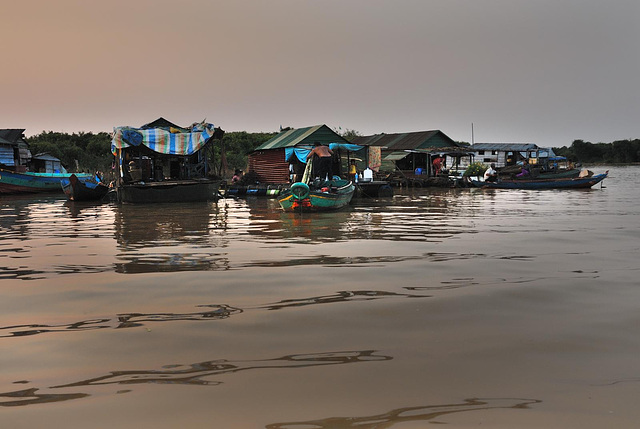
[258,290,428,311]
[266,397,542,429]
[0,304,241,338]
[0,288,432,339]
[1,350,390,407]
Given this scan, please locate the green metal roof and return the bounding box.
[383,151,411,161]
[352,130,461,151]
[254,125,347,150]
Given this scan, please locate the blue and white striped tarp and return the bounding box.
[111,122,216,156]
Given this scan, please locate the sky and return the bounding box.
[2,0,638,147]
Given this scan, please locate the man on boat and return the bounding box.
[307,142,333,180]
[484,163,498,182]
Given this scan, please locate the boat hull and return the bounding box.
[61,174,110,201]
[0,169,93,194]
[278,180,355,212]
[472,172,608,190]
[117,179,221,203]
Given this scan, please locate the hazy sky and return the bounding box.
[2,0,638,147]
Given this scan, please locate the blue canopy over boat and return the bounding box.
[284,143,363,163]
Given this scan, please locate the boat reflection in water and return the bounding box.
[113,201,230,273]
[0,350,390,407]
[266,397,542,429]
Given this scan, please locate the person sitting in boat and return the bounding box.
[231,169,243,184]
[516,159,530,178]
[307,142,333,181]
[483,163,498,182]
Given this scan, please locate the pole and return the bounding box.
[471,122,474,145]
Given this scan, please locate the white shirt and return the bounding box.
[483,166,497,180]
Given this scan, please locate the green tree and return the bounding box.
[26,131,113,172]
[207,131,277,176]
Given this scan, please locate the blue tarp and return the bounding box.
[285,148,312,163]
[284,143,363,163]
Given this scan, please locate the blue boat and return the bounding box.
[0,168,93,194]
[471,171,608,190]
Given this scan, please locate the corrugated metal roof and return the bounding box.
[254,125,347,150]
[352,130,461,151]
[141,117,183,129]
[0,129,26,145]
[472,143,538,151]
[32,152,62,161]
[383,151,410,161]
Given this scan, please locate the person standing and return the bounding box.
[432,156,443,175]
[307,142,333,180]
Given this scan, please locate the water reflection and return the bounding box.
[0,388,89,408]
[113,202,231,273]
[266,397,542,428]
[0,305,241,338]
[259,290,428,311]
[2,350,391,407]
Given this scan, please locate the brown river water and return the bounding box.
[1,165,638,428]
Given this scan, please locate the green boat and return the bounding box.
[278,178,355,212]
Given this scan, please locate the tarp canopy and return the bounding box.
[111,121,216,156]
[284,143,363,163]
[383,151,411,161]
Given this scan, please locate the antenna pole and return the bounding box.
[471,123,474,145]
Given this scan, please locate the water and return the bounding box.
[1,166,638,428]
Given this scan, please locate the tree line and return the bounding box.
[553,139,640,164]
[25,132,640,177]
[26,131,277,177]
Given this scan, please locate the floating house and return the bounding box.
[468,143,577,177]
[247,125,357,184]
[111,118,224,203]
[0,129,30,171]
[469,143,538,168]
[352,130,472,186]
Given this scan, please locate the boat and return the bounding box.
[1,129,94,193]
[111,118,224,203]
[278,178,355,212]
[497,163,581,179]
[0,168,93,194]
[61,173,110,201]
[277,157,355,211]
[471,170,608,190]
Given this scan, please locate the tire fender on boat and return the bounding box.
[290,182,310,200]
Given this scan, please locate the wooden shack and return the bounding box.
[352,130,472,186]
[247,125,351,184]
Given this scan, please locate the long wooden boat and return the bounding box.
[471,171,608,190]
[61,173,110,201]
[278,178,355,212]
[0,168,93,194]
[498,164,582,179]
